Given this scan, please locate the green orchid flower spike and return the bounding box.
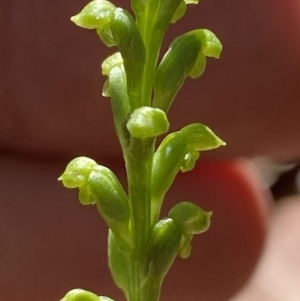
[59,0,224,300]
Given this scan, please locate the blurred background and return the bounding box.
[1,0,300,300]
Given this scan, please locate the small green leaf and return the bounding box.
[127,107,169,139]
[58,157,97,188]
[70,0,116,30]
[181,123,226,151]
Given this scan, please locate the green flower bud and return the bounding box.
[181,123,226,151]
[72,4,145,109]
[101,54,130,149]
[153,29,222,112]
[169,201,212,235]
[58,157,97,188]
[70,0,116,30]
[153,31,201,112]
[168,201,211,259]
[145,218,181,277]
[126,107,169,139]
[88,165,130,225]
[151,132,187,204]
[59,288,99,301]
[60,158,131,249]
[108,8,145,109]
[108,230,129,292]
[109,66,131,149]
[88,165,132,249]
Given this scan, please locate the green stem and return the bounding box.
[124,137,155,301]
[127,259,141,301]
[125,137,154,254]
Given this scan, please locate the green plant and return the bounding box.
[58,0,224,300]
